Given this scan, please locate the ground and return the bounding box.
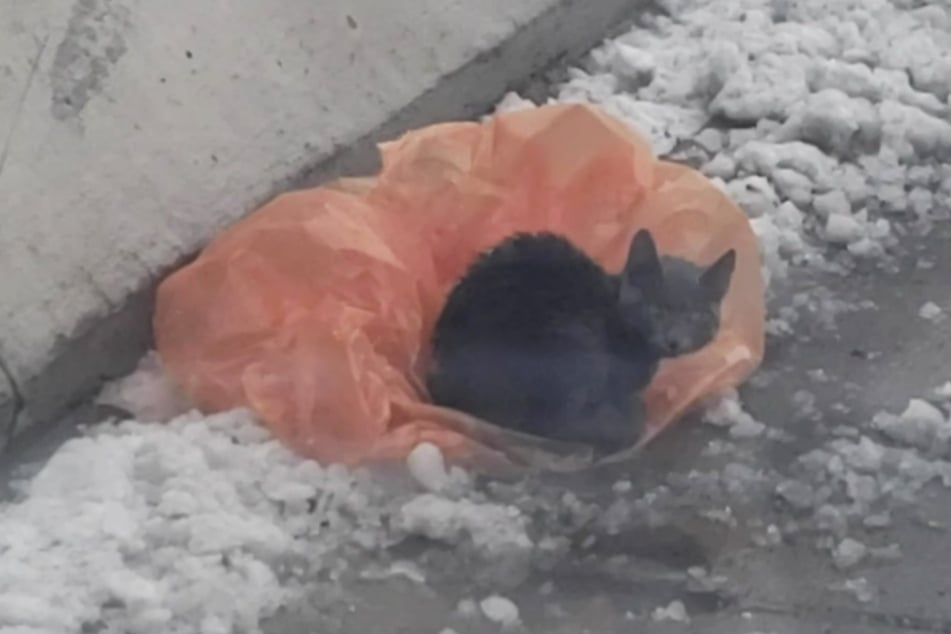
[3,0,951,633]
[258,226,951,633]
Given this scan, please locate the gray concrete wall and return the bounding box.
[0,0,645,451]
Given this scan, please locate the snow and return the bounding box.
[873,398,951,452]
[406,442,450,492]
[833,538,868,570]
[703,391,766,438]
[0,409,389,632]
[394,495,533,558]
[508,0,951,285]
[651,600,690,623]
[479,595,520,628]
[919,301,944,322]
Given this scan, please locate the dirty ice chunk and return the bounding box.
[833,538,867,570]
[494,91,537,114]
[480,596,520,628]
[933,382,951,401]
[775,89,881,158]
[824,214,864,245]
[652,600,690,623]
[596,41,655,85]
[873,399,951,450]
[395,495,533,556]
[703,392,764,438]
[702,153,737,180]
[919,302,944,322]
[808,60,882,101]
[837,577,876,603]
[406,442,449,492]
[727,176,779,218]
[775,479,815,511]
[812,190,851,218]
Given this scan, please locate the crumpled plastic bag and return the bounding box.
[154,103,765,473]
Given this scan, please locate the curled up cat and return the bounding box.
[426,228,736,455]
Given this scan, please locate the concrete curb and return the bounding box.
[0,0,650,454]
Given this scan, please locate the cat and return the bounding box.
[426,229,735,454]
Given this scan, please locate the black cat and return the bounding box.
[426,229,735,453]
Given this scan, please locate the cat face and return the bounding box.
[618,230,736,358]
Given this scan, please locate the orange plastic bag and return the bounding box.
[154,103,765,473]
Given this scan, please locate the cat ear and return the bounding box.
[700,249,736,302]
[622,229,662,283]
[620,229,662,305]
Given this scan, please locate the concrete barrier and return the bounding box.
[0,0,646,452]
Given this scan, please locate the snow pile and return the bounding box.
[0,355,547,632]
[501,0,951,287]
[0,410,394,633]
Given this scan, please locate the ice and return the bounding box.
[592,41,656,86]
[863,512,892,530]
[406,442,450,492]
[775,89,881,158]
[535,0,951,284]
[775,479,815,511]
[934,382,951,400]
[480,595,520,628]
[394,495,533,558]
[0,409,397,632]
[651,600,690,623]
[456,599,480,618]
[824,214,864,245]
[96,351,192,422]
[833,538,868,570]
[702,153,737,180]
[728,176,780,219]
[613,480,633,494]
[837,577,875,603]
[919,302,944,322]
[873,399,951,451]
[812,190,851,219]
[815,505,848,538]
[494,92,537,114]
[703,392,766,439]
[808,60,883,101]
